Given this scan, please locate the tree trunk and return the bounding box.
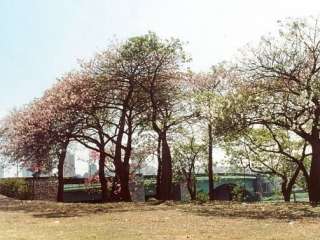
[119,116,133,202]
[283,189,291,202]
[113,87,133,201]
[113,121,130,201]
[300,164,311,201]
[187,177,196,200]
[208,123,214,200]
[111,175,118,201]
[309,140,320,203]
[98,151,108,202]
[281,178,290,202]
[57,147,67,202]
[158,133,173,200]
[156,134,162,198]
[281,166,300,202]
[119,167,131,201]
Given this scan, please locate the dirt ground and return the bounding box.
[0,199,320,240]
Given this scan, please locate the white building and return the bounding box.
[63,152,76,177]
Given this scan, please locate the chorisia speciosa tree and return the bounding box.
[134,33,188,200]
[1,32,188,202]
[83,40,152,201]
[0,71,95,202]
[87,33,188,201]
[220,17,320,203]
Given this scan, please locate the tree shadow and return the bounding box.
[178,201,320,221]
[0,200,163,219]
[1,199,320,221]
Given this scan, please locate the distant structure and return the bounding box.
[88,163,97,177]
[64,152,76,177]
[21,167,33,177]
[0,165,4,178]
[88,150,99,177]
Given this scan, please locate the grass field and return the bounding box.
[1,197,320,240]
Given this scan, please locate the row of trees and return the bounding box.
[0,33,195,202]
[1,16,320,203]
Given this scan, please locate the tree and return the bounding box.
[173,135,206,200]
[112,32,188,200]
[221,17,320,203]
[0,71,94,202]
[189,64,229,200]
[72,108,115,202]
[223,126,310,201]
[85,40,152,201]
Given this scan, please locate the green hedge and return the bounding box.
[0,178,33,200]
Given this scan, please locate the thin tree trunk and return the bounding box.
[57,146,67,202]
[208,123,214,200]
[281,166,300,202]
[187,177,197,200]
[300,163,310,201]
[113,86,133,201]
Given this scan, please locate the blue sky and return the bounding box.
[1,0,320,118]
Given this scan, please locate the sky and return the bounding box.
[1,0,320,118]
[1,0,320,176]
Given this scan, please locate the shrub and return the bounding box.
[196,191,209,203]
[0,178,32,200]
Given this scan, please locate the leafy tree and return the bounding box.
[223,127,310,201]
[124,32,189,200]
[173,135,206,200]
[189,64,229,200]
[0,71,94,201]
[220,17,320,203]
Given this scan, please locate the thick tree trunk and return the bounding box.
[98,151,108,202]
[57,147,67,202]
[113,123,131,201]
[208,123,214,200]
[309,140,320,203]
[119,167,131,201]
[158,133,173,200]
[283,190,291,202]
[119,117,133,202]
[280,178,290,202]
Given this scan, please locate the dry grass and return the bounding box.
[0,198,320,240]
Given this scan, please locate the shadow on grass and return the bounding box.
[178,201,320,221]
[1,198,320,221]
[0,199,165,219]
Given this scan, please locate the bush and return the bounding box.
[196,191,209,203]
[231,185,256,202]
[0,178,32,200]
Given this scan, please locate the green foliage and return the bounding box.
[221,126,310,180]
[231,185,246,202]
[0,178,32,200]
[173,136,206,180]
[196,190,208,203]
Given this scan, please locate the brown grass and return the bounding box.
[0,199,320,240]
